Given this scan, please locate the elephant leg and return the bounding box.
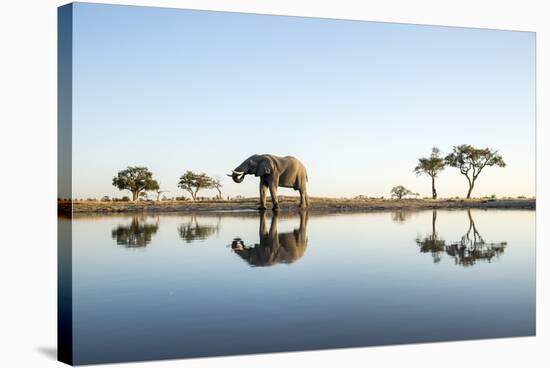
[299,189,305,208]
[269,183,279,210]
[259,182,267,210]
[259,210,267,236]
[269,212,278,239]
[299,188,309,208]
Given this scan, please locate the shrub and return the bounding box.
[390,185,418,200]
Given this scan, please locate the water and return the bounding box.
[63,209,535,364]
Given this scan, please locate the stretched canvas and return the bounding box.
[58,2,536,365]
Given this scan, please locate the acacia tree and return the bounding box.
[178,171,214,200]
[414,147,446,199]
[390,185,419,199]
[445,145,506,199]
[112,166,159,201]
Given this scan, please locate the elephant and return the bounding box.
[231,211,308,267]
[228,154,309,210]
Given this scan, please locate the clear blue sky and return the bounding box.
[70,2,535,199]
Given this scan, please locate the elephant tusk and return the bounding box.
[230,170,246,183]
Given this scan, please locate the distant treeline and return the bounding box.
[64,144,510,202]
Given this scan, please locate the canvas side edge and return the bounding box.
[58,3,74,366]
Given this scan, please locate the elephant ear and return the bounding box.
[255,158,273,177]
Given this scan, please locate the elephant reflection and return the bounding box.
[231,211,308,267]
[111,216,159,248]
[178,216,220,243]
[416,210,506,266]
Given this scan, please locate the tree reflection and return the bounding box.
[416,210,507,266]
[178,216,220,243]
[392,210,413,223]
[231,211,309,267]
[415,211,446,263]
[111,216,159,248]
[446,211,507,267]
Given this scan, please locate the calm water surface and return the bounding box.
[65,209,535,364]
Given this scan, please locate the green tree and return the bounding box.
[445,145,506,199]
[112,166,159,201]
[414,147,446,199]
[390,185,418,199]
[178,171,214,200]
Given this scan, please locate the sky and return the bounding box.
[68,3,535,199]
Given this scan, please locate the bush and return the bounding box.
[101,196,111,202]
[121,196,130,202]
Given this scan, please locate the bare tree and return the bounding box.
[152,181,169,202]
[211,176,223,199]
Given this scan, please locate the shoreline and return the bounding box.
[59,197,536,215]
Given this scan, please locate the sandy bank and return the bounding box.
[59,197,535,215]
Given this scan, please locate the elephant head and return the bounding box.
[227,154,274,183]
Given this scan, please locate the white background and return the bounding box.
[0,0,547,367]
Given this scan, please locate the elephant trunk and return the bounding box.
[228,170,246,183]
